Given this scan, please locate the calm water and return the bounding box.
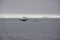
[0,18,60,40]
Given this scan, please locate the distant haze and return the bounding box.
[0,0,60,15]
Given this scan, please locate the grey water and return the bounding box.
[0,18,60,40]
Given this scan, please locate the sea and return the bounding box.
[0,18,60,40]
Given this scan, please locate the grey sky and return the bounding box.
[0,0,60,15]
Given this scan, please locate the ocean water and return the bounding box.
[0,18,60,40]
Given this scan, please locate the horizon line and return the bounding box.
[0,14,60,18]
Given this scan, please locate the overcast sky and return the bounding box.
[0,0,60,15]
